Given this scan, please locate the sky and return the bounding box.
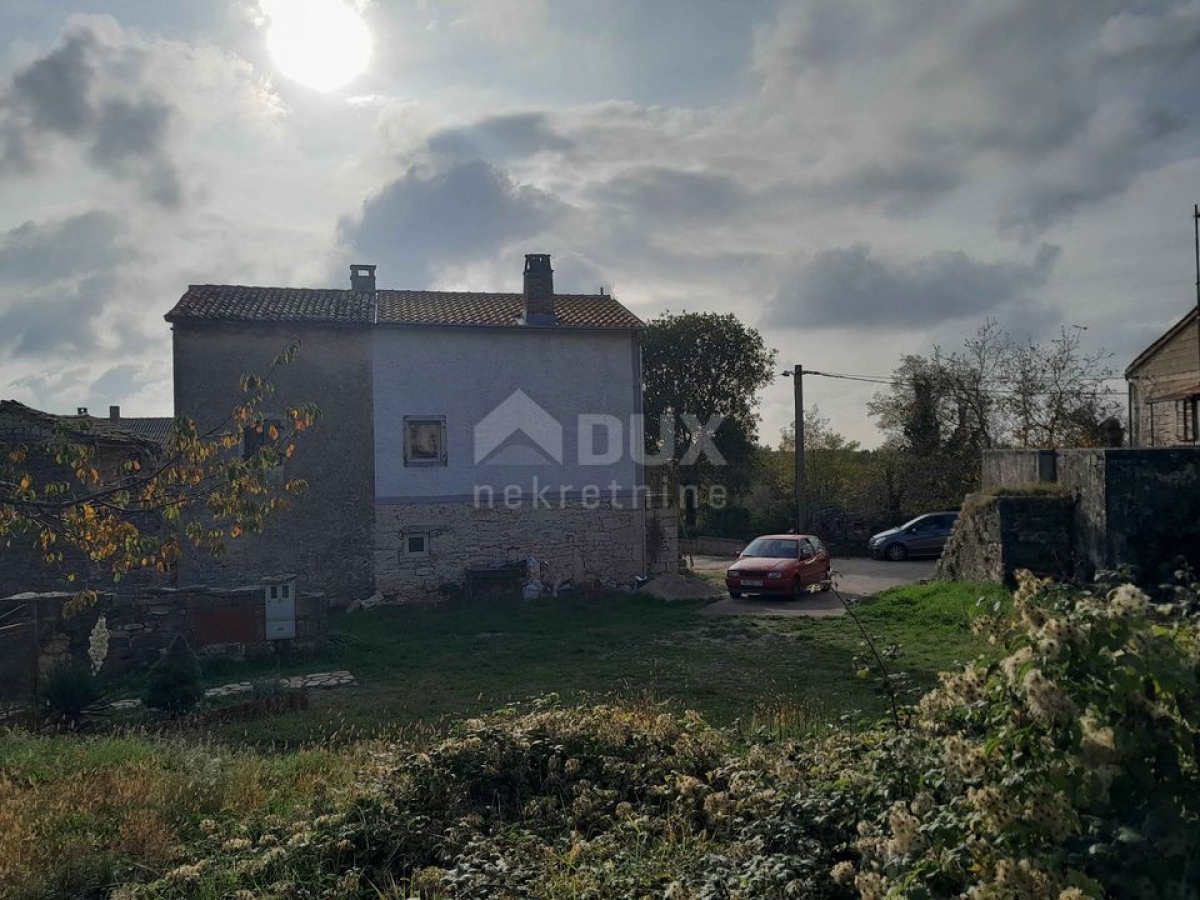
[2,0,1200,448]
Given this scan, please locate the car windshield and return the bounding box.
[899,516,930,530]
[742,538,798,558]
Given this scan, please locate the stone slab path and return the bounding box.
[111,669,356,710]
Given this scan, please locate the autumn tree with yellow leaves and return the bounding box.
[0,342,319,603]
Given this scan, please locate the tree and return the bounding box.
[0,342,319,604]
[869,321,1119,453]
[1004,326,1120,447]
[641,311,777,505]
[143,635,203,715]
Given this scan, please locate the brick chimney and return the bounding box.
[350,264,376,291]
[109,405,120,422]
[523,254,556,325]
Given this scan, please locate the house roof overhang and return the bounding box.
[1125,307,1199,377]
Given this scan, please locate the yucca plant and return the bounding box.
[42,660,108,729]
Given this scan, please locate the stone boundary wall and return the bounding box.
[374,500,678,604]
[981,447,1200,578]
[680,537,746,557]
[936,494,1075,585]
[1,587,327,680]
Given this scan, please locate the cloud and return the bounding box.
[588,166,748,224]
[0,211,130,285]
[0,16,182,207]
[750,0,1200,231]
[427,112,574,162]
[0,272,120,357]
[0,211,133,357]
[767,244,1060,331]
[336,159,567,286]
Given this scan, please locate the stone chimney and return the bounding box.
[523,254,556,325]
[350,264,377,291]
[109,405,120,422]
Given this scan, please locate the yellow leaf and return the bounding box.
[268,425,279,441]
[19,477,30,490]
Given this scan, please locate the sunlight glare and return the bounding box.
[264,0,372,92]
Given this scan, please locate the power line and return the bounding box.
[802,369,1123,398]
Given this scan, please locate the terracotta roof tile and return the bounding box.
[165,286,642,330]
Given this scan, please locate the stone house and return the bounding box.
[165,254,677,604]
[0,400,172,595]
[1126,307,1200,447]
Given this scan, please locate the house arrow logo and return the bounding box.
[474,389,564,465]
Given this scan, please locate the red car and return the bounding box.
[725,534,832,599]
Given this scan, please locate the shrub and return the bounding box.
[850,570,1200,898]
[41,660,107,728]
[143,636,204,715]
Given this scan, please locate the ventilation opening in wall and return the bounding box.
[404,533,429,556]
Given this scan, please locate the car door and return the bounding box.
[797,538,819,585]
[906,516,941,554]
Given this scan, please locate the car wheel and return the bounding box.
[729,590,742,599]
[885,542,908,561]
[792,578,807,600]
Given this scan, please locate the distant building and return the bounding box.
[164,254,676,603]
[1125,307,1200,447]
[0,400,172,595]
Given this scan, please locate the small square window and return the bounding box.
[404,533,429,556]
[404,416,447,466]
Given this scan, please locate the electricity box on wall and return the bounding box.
[263,575,298,640]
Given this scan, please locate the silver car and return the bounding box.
[868,512,959,561]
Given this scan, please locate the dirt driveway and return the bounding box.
[691,555,937,617]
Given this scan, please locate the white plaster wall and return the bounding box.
[372,326,641,500]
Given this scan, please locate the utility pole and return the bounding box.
[783,364,807,533]
[1194,204,1199,385]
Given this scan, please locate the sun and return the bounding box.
[263,0,372,92]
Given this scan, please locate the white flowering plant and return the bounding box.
[851,569,1200,899]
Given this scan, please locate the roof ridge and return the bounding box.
[186,284,612,299]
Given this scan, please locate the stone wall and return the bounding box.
[374,499,678,603]
[171,322,375,602]
[936,494,1075,585]
[980,447,1200,580]
[2,586,327,680]
[981,449,1057,489]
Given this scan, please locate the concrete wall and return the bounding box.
[374,499,676,603]
[1129,317,1199,447]
[372,326,641,501]
[172,322,375,602]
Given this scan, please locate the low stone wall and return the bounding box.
[981,447,1200,578]
[3,586,327,679]
[936,494,1075,585]
[374,499,678,604]
[680,536,746,557]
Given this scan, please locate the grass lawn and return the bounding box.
[136,579,1010,749]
